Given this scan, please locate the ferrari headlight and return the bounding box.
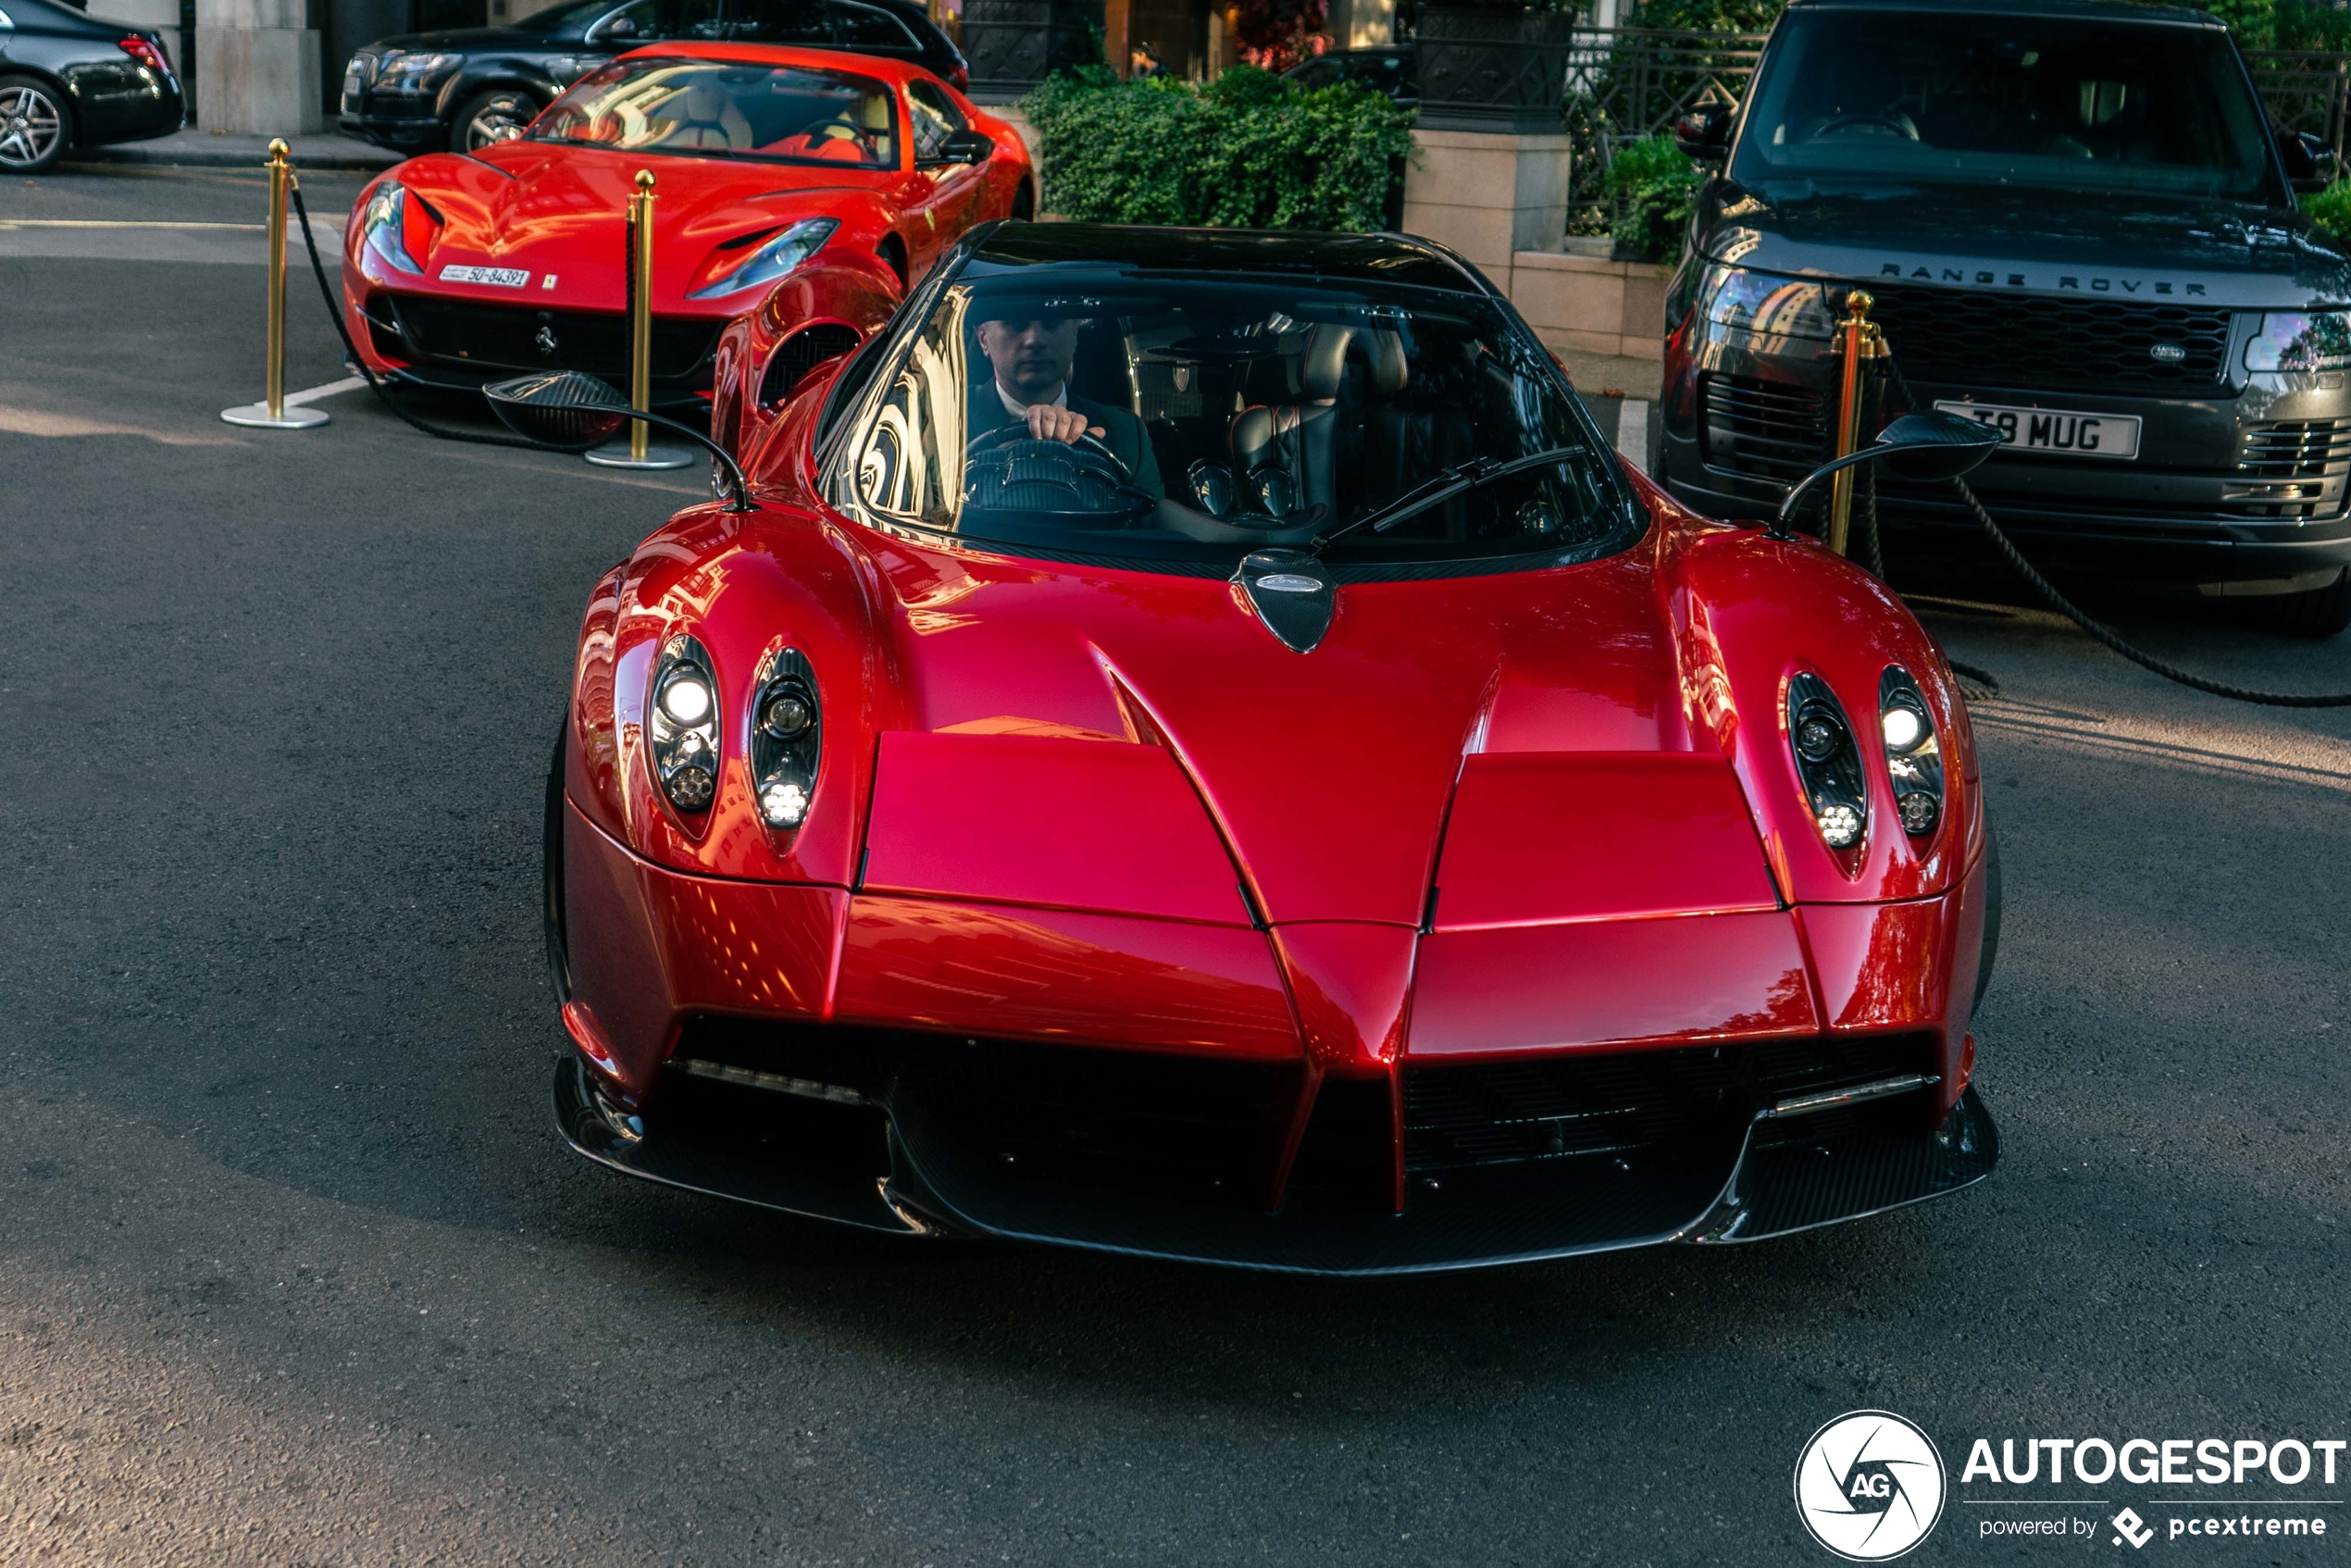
[648,635,721,818]
[1880,666,1944,839]
[373,50,462,92]
[747,648,820,830]
[686,218,840,301]
[2244,310,2351,373]
[1700,264,1837,342]
[360,179,423,276]
[1786,673,1867,852]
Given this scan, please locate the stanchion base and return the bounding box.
[221,404,331,429]
[585,441,695,471]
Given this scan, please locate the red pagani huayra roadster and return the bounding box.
[545,223,2002,1275]
[341,43,1027,413]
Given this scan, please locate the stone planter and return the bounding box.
[961,0,1103,104]
[1412,6,1577,134]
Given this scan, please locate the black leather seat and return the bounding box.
[1226,326,1407,517]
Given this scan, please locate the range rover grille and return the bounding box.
[1861,284,2233,393]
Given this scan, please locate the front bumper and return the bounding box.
[1665,328,2351,589]
[553,1042,1999,1275]
[353,289,722,409]
[339,93,443,151]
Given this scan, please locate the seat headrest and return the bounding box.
[1300,324,1408,400]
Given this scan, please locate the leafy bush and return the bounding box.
[1020,66,1416,231]
[1607,132,1702,261]
[2279,0,2351,49]
[2304,176,2351,243]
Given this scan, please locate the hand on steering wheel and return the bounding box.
[964,408,1136,483]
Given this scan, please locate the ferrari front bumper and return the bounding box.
[551,1039,1998,1276]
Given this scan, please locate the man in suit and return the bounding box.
[971,310,1164,501]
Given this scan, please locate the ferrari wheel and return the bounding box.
[2245,566,2351,639]
[1011,182,1036,221]
[453,87,540,153]
[0,77,70,175]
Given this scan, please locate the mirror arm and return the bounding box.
[1771,444,1886,540]
[611,408,757,511]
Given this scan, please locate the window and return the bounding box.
[533,57,898,166]
[828,0,920,52]
[906,77,964,161]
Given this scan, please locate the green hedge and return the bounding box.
[1019,65,1416,231]
[2305,176,2351,244]
[1608,132,1703,262]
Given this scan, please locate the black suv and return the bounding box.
[340,0,966,154]
[1661,0,2351,634]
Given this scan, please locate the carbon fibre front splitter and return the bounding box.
[552,1054,1999,1274]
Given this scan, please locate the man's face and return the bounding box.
[977,316,1079,403]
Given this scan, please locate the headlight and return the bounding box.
[373,51,462,92]
[648,635,721,818]
[359,180,423,276]
[1701,264,1837,341]
[1879,666,1944,838]
[1786,673,1867,852]
[2244,310,2351,372]
[686,218,840,302]
[747,648,820,829]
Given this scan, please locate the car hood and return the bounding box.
[379,143,886,312]
[1700,182,2351,308]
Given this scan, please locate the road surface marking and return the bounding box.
[283,376,368,407]
[1616,398,1650,476]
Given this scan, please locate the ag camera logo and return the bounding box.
[1795,1411,1948,1561]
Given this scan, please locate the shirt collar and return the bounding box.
[996,379,1069,417]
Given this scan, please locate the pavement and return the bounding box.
[5,162,2351,1567]
[75,127,404,172]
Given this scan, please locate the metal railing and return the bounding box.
[1561,30,2351,239]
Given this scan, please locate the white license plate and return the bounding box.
[439,265,531,289]
[1934,400,2140,460]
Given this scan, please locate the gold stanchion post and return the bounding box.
[222,138,330,430]
[1824,290,1884,555]
[587,168,693,471]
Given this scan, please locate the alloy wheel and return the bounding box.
[462,94,535,153]
[0,85,64,172]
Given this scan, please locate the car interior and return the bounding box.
[535,60,898,165]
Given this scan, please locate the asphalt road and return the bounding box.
[4,165,2349,1568]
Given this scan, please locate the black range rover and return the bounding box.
[1661,0,2351,635]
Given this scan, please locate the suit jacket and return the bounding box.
[971,386,1164,502]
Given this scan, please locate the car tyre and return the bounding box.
[543,716,572,1005]
[2246,566,2351,639]
[1011,182,1035,221]
[0,76,72,175]
[452,86,541,153]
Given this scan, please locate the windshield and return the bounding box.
[828,264,1634,568]
[1731,12,2276,200]
[530,57,898,168]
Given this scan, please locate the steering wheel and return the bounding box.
[964,420,1139,485]
[1811,112,1919,142]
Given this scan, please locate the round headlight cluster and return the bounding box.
[648,636,720,819]
[1785,672,1869,855]
[1879,667,1945,839]
[747,648,820,831]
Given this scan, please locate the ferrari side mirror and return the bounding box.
[935,128,993,166]
[1770,410,2002,540]
[483,370,756,511]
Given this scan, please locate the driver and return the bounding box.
[971,309,1163,501]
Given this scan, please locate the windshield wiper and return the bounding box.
[1308,446,1596,555]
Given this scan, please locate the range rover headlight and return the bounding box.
[2245,310,2351,372]
[360,179,423,276]
[747,648,820,829]
[1880,666,1944,839]
[686,218,840,301]
[1700,264,1837,342]
[648,635,720,818]
[1786,672,1867,851]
